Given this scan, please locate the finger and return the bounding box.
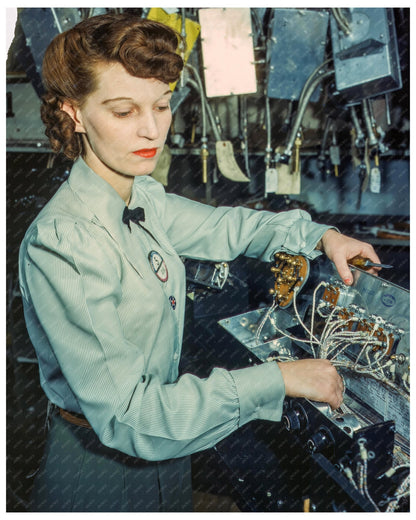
[329,386,344,410]
[334,394,344,410]
[336,374,345,408]
[333,258,353,285]
[327,368,344,409]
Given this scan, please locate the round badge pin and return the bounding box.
[148,250,168,282]
[169,296,176,310]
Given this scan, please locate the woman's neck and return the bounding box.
[82,152,134,205]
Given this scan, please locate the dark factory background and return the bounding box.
[6,7,410,513]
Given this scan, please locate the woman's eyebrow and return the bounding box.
[101,97,133,105]
[154,90,173,101]
[102,91,172,105]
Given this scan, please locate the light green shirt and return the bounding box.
[19,158,332,461]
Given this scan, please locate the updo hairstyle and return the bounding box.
[41,13,184,159]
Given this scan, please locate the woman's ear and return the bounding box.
[61,100,86,133]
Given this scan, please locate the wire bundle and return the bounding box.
[256,281,409,399]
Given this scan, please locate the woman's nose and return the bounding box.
[137,110,159,140]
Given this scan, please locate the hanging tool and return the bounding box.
[264,95,277,195]
[201,139,209,184]
[293,131,302,175]
[356,139,370,210]
[329,126,341,177]
[356,163,366,210]
[215,141,250,182]
[350,105,365,149]
[348,256,393,270]
[186,64,250,183]
[369,151,381,193]
[384,92,392,126]
[350,128,361,170]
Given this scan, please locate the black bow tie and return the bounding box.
[122,206,145,231]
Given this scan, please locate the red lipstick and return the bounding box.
[133,148,157,158]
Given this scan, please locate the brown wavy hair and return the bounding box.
[41,13,184,159]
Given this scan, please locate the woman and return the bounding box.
[19,12,381,512]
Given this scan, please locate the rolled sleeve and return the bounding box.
[278,215,337,260]
[230,361,286,426]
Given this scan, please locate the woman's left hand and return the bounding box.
[319,229,381,285]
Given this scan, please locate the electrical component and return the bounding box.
[184,259,229,290]
[268,252,309,308]
[219,255,409,511]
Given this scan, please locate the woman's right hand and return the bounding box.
[277,358,344,410]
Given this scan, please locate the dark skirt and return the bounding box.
[30,412,193,512]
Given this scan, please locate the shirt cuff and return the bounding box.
[279,222,339,260]
[229,361,286,426]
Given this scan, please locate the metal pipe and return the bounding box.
[186,68,221,142]
[185,66,207,140]
[280,69,334,162]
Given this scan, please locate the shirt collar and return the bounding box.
[67,158,134,238]
[67,158,148,277]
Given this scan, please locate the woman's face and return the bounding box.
[69,62,173,188]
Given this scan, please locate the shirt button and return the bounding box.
[173,352,179,360]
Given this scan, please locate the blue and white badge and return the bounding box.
[169,296,176,310]
[148,250,168,282]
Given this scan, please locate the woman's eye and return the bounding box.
[156,104,170,112]
[113,110,133,118]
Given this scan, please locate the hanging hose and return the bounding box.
[240,95,252,179]
[185,65,209,184]
[332,8,351,36]
[279,68,334,163]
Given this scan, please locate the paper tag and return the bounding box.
[370,167,381,193]
[265,167,278,193]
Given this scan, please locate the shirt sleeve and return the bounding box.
[159,191,335,262]
[19,219,286,461]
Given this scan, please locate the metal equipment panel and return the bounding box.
[267,9,329,101]
[199,8,257,98]
[330,8,402,101]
